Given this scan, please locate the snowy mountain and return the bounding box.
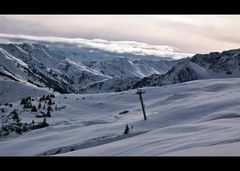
[76,58,177,93]
[87,58,176,78]
[0,43,111,93]
[1,78,240,155]
[79,77,140,94]
[2,36,240,94]
[128,49,240,90]
[0,41,177,94]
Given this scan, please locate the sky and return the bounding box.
[0,15,240,54]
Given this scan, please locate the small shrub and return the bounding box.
[22,125,28,132]
[10,109,21,123]
[226,71,232,75]
[15,127,22,134]
[50,94,55,98]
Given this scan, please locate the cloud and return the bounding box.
[0,33,193,60]
[0,15,240,54]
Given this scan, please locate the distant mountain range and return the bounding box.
[1,34,240,94]
[128,49,240,90]
[0,39,177,93]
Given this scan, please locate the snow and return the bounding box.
[0,47,29,80]
[0,80,50,104]
[165,141,240,156]
[1,78,240,156]
[91,58,175,78]
[0,47,28,68]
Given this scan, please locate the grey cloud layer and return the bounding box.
[0,15,240,54]
[0,33,193,59]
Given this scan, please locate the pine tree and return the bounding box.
[23,100,32,109]
[20,98,26,105]
[42,117,49,127]
[31,105,37,112]
[124,124,129,134]
[55,105,58,111]
[38,103,41,109]
[46,110,51,117]
[46,95,50,100]
[43,117,46,124]
[47,105,52,112]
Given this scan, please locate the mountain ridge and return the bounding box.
[0,42,176,93]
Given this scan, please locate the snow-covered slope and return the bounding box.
[58,78,240,156]
[1,78,240,156]
[79,77,140,94]
[87,58,176,78]
[130,61,209,89]
[0,80,50,104]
